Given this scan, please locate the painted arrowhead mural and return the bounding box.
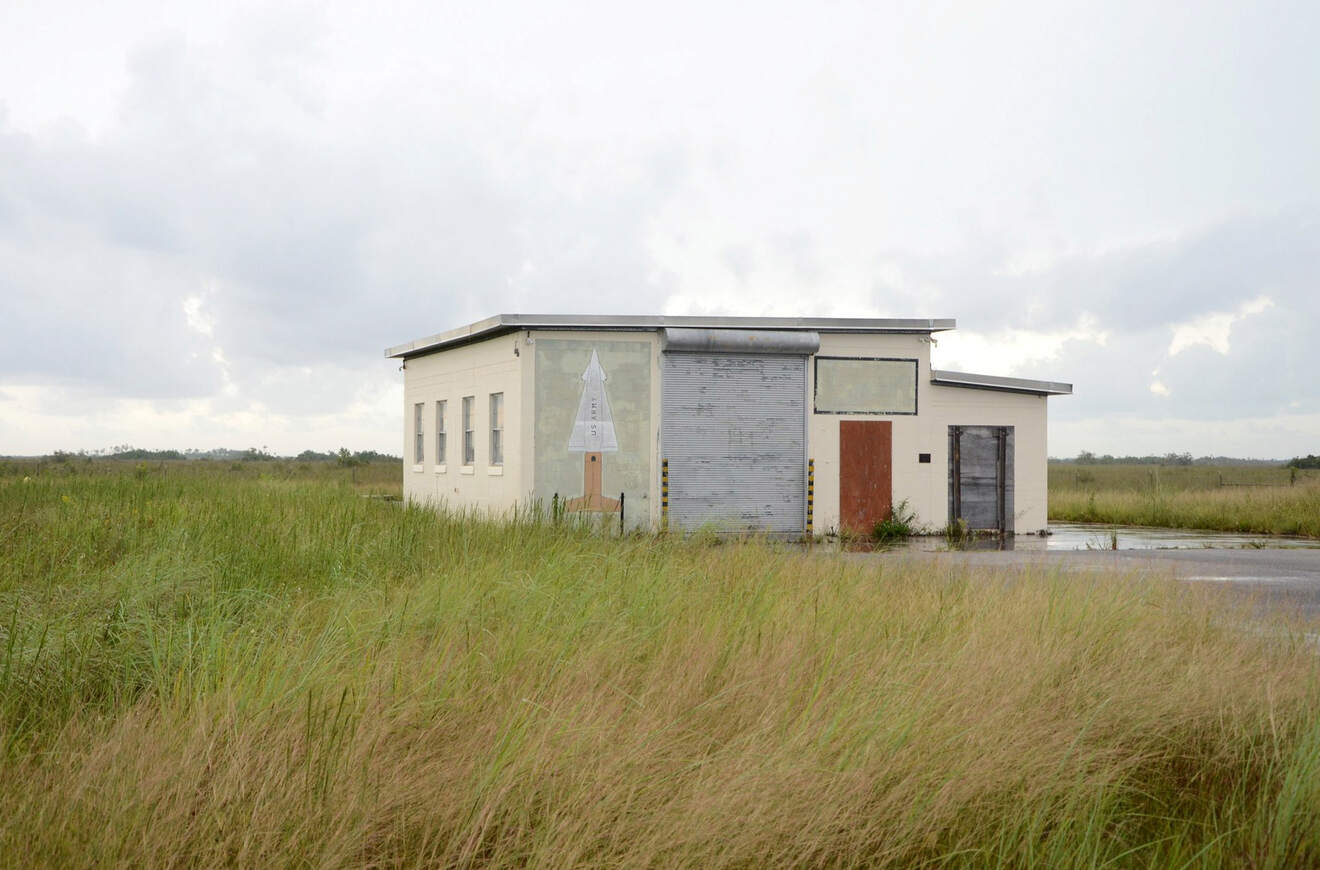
[534,338,651,528]
[565,349,621,513]
[566,349,619,453]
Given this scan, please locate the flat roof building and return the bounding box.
[386,314,1071,536]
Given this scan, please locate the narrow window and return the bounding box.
[489,392,504,466]
[413,402,425,464]
[435,400,447,464]
[462,396,475,465]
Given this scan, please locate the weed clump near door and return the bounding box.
[871,498,918,543]
[944,517,974,546]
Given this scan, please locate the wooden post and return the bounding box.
[584,452,602,498]
[565,452,619,513]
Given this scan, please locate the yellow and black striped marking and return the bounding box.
[661,459,669,531]
[806,458,815,538]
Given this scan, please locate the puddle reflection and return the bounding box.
[848,523,1320,553]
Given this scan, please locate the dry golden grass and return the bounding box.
[1050,463,1320,537]
[2,465,1320,867]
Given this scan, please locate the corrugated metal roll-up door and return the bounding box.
[661,334,813,534]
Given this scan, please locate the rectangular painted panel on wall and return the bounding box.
[839,420,893,535]
[814,357,917,414]
[534,339,652,527]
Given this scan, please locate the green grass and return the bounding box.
[0,454,403,494]
[1050,463,1320,537]
[871,499,919,544]
[2,461,1320,866]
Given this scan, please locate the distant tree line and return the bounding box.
[1286,455,1320,469]
[36,446,401,463]
[1061,451,1196,466]
[295,449,398,463]
[1054,451,1293,467]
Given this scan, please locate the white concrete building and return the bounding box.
[386,315,1071,536]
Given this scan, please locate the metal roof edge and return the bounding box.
[931,369,1073,396]
[385,314,956,358]
[383,314,509,358]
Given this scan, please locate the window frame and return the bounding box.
[812,356,919,416]
[413,402,425,463]
[435,400,447,465]
[461,396,475,466]
[489,392,504,466]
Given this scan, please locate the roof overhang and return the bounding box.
[931,369,1073,396]
[660,327,821,355]
[385,314,956,359]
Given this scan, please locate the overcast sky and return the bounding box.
[2,0,1317,458]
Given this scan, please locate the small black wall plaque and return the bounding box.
[918,453,931,463]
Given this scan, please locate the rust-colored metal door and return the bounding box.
[839,420,892,535]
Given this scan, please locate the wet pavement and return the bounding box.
[901,522,1320,553]
[846,523,1320,619]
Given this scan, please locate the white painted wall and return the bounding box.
[806,331,1051,534]
[924,385,1049,533]
[808,332,933,534]
[399,326,1055,532]
[400,332,527,514]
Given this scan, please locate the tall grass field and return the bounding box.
[3,460,1320,866]
[1050,463,1320,537]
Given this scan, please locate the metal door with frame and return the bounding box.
[948,425,1015,532]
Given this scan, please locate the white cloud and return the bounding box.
[0,371,401,456]
[1168,295,1275,357]
[1050,412,1320,460]
[210,347,237,397]
[996,249,1061,277]
[182,292,215,337]
[1,2,1318,457]
[1148,367,1170,397]
[932,314,1109,377]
